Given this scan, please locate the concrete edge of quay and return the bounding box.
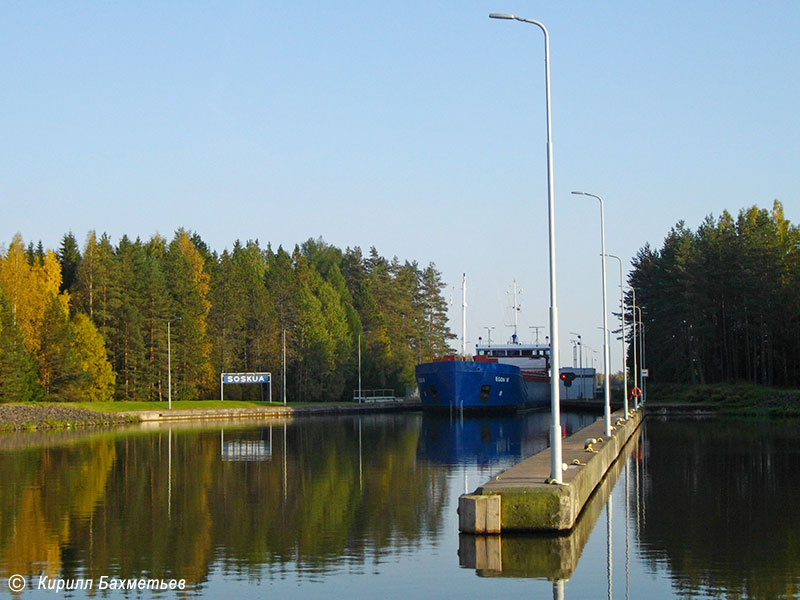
[457,423,642,578]
[459,407,644,533]
[118,400,421,422]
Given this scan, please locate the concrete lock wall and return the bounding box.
[459,408,643,533]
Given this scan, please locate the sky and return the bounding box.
[2,1,799,375]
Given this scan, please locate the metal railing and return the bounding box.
[352,389,397,403]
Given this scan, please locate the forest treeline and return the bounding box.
[629,201,799,387]
[0,230,454,402]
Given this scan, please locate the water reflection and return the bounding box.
[2,414,798,599]
[639,418,800,599]
[416,411,600,466]
[457,427,642,582]
[0,415,447,590]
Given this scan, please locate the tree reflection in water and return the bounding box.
[0,414,447,588]
[3,415,797,599]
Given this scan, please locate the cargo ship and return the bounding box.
[415,340,551,412]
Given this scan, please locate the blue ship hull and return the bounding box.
[415,361,548,412]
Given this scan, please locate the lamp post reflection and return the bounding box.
[607,495,613,600]
[625,456,631,600]
[168,427,172,520]
[283,422,288,501]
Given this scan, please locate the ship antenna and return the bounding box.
[506,280,522,343]
[461,273,467,358]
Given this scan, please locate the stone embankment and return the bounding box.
[121,400,417,422]
[0,404,135,431]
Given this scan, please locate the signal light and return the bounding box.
[560,371,576,388]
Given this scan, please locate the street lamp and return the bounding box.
[605,253,628,418]
[167,316,181,410]
[282,328,294,406]
[625,286,639,409]
[633,306,647,405]
[569,331,583,399]
[358,331,365,404]
[490,12,563,483]
[569,332,583,370]
[640,318,647,404]
[572,191,611,438]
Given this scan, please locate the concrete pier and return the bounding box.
[459,408,643,533]
[458,423,641,577]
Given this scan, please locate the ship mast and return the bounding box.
[461,273,467,358]
[508,279,522,344]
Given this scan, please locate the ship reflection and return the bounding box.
[416,409,600,466]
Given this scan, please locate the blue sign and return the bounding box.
[222,372,271,384]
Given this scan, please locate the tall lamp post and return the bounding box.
[490,12,562,483]
[569,332,583,369]
[605,253,628,418]
[282,329,288,406]
[569,332,583,399]
[625,286,639,409]
[357,330,372,404]
[167,316,181,410]
[572,191,611,438]
[633,306,647,405]
[358,332,364,404]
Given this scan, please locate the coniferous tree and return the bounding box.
[38,294,81,400]
[265,245,298,401]
[419,263,454,359]
[113,236,148,400]
[142,235,171,401]
[57,232,81,296]
[165,230,214,400]
[629,200,800,387]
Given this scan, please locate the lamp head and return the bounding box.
[489,13,516,20]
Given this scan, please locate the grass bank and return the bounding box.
[645,382,800,416]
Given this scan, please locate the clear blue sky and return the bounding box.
[2,1,798,374]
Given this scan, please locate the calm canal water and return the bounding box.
[1,411,798,599]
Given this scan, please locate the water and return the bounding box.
[1,412,798,598]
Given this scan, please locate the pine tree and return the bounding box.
[142,235,171,401]
[419,262,455,359]
[112,236,148,400]
[165,230,214,400]
[629,201,800,387]
[38,294,81,400]
[265,246,298,401]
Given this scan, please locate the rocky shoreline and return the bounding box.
[0,404,137,431]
